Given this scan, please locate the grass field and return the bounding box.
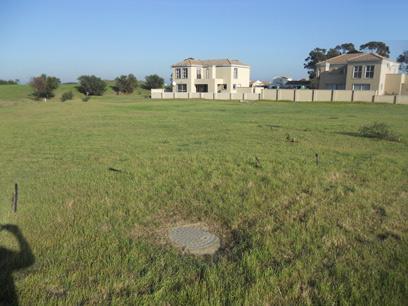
[1,85,407,305]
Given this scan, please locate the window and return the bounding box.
[233,84,237,90]
[353,65,362,78]
[196,68,202,79]
[175,68,181,79]
[365,65,374,78]
[327,84,345,90]
[205,69,209,79]
[234,68,238,79]
[352,84,370,91]
[182,68,188,79]
[195,84,208,92]
[177,84,187,92]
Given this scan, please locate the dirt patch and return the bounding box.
[128,209,257,259]
[327,171,343,183]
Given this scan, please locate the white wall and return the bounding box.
[151,88,408,104]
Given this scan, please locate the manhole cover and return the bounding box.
[169,225,220,255]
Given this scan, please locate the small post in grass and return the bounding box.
[12,183,18,213]
[315,153,319,166]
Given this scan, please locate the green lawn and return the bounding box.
[1,86,407,305]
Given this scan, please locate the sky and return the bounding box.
[0,0,407,83]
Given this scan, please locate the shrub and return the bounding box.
[142,74,164,90]
[61,91,74,102]
[113,74,138,94]
[77,75,107,96]
[82,96,91,102]
[358,122,399,141]
[30,74,61,99]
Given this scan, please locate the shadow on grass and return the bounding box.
[337,131,362,138]
[0,224,35,306]
[336,131,401,142]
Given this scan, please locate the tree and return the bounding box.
[30,74,60,99]
[0,79,19,85]
[113,74,138,94]
[360,41,390,57]
[397,50,408,73]
[326,48,341,59]
[304,48,328,79]
[142,74,164,90]
[77,75,107,96]
[335,43,360,54]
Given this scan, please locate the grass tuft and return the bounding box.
[358,122,400,141]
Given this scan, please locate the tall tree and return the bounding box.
[113,74,138,94]
[397,50,408,73]
[326,48,341,59]
[335,43,359,54]
[30,74,60,100]
[360,41,390,57]
[304,48,327,79]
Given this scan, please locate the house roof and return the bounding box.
[172,58,249,67]
[317,52,388,65]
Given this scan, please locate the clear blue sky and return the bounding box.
[1,0,407,83]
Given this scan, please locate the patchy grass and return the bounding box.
[0,93,407,305]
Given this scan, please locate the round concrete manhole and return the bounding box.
[168,225,220,255]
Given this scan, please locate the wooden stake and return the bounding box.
[12,183,18,213]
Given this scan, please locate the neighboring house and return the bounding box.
[172,58,250,94]
[270,76,292,88]
[316,53,406,95]
[250,80,270,89]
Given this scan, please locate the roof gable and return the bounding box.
[172,58,249,67]
[317,52,386,65]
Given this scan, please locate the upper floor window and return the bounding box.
[365,65,375,78]
[196,68,202,79]
[234,68,238,79]
[175,68,181,79]
[353,65,362,78]
[205,69,209,79]
[182,68,188,79]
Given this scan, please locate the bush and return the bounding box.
[358,122,399,141]
[61,91,74,102]
[142,74,164,90]
[30,74,61,99]
[82,96,91,102]
[113,74,138,94]
[77,75,107,96]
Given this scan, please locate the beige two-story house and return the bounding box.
[171,58,250,94]
[316,53,405,95]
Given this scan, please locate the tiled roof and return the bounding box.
[318,53,386,65]
[172,58,249,67]
[347,53,385,62]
